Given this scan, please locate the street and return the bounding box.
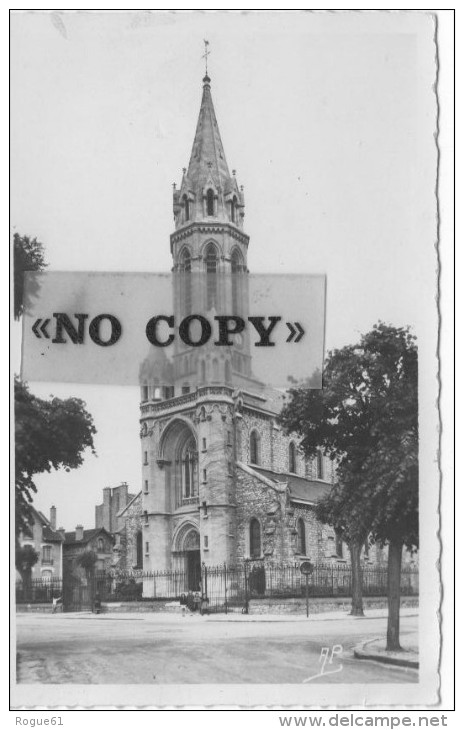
[15,611,419,684]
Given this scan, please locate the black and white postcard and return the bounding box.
[11,10,452,711]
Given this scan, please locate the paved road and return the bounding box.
[16,611,418,685]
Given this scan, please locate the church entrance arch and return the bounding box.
[174,523,201,591]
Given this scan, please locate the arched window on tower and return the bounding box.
[205,243,218,309]
[179,248,192,316]
[181,435,198,499]
[225,360,232,383]
[249,518,261,559]
[250,430,260,465]
[296,518,306,555]
[182,194,190,222]
[206,189,215,216]
[231,248,244,315]
[231,195,238,223]
[289,441,297,473]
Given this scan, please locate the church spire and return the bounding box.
[173,71,245,229]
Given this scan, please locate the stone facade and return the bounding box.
[115,71,418,586]
[63,527,114,576]
[114,492,143,571]
[95,483,136,534]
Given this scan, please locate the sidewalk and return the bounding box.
[354,636,419,669]
[16,607,418,623]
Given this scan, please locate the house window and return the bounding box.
[364,538,370,560]
[249,518,261,559]
[97,537,104,552]
[144,451,148,465]
[202,468,207,482]
[335,532,344,559]
[316,450,324,479]
[164,386,175,400]
[145,541,149,555]
[144,480,149,494]
[144,510,149,525]
[202,438,207,451]
[250,430,260,465]
[42,545,52,564]
[296,518,306,555]
[136,531,143,568]
[289,442,297,473]
[141,385,149,401]
[182,384,190,394]
[206,188,214,216]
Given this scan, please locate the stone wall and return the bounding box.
[117,493,143,570]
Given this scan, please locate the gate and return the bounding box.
[62,573,93,612]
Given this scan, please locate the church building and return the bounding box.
[125,70,365,591]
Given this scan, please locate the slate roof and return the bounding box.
[63,527,113,546]
[250,466,332,505]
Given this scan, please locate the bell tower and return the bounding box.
[170,73,254,392]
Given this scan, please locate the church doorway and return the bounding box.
[175,523,201,591]
[187,550,201,591]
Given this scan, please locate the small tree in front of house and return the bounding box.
[16,544,39,601]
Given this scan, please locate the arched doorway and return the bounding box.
[174,523,201,591]
[184,527,201,591]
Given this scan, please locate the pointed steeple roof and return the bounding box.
[172,73,245,231]
[186,74,231,192]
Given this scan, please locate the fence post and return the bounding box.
[244,560,249,614]
[224,563,228,615]
[202,562,208,601]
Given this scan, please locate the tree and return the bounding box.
[280,323,418,643]
[15,377,97,535]
[13,233,47,320]
[77,550,98,577]
[15,544,39,600]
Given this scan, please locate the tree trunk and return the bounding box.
[387,537,403,651]
[350,542,364,616]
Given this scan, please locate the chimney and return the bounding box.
[58,527,66,540]
[75,524,84,542]
[50,505,57,530]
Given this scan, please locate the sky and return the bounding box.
[11,11,438,530]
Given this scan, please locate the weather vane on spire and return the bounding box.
[202,39,210,76]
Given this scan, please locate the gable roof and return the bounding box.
[63,527,114,546]
[250,466,333,505]
[21,506,64,542]
[116,490,142,519]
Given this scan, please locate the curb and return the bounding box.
[353,639,419,669]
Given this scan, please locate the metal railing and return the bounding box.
[16,562,418,611]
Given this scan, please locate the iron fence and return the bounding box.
[15,577,63,604]
[16,562,418,612]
